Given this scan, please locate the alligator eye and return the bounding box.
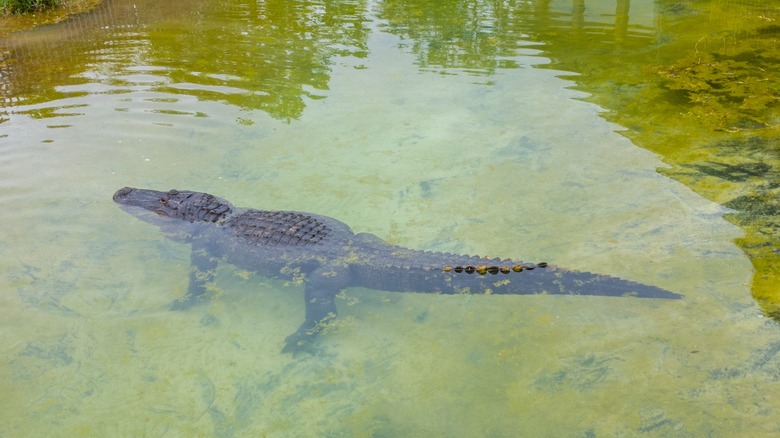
[154,209,169,217]
[168,189,179,195]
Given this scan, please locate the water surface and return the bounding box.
[1,0,778,435]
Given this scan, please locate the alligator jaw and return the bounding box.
[113,187,167,210]
[113,187,180,230]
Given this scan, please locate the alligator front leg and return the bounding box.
[282,264,349,354]
[170,240,218,310]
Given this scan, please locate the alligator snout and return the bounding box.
[113,186,165,210]
[113,187,135,203]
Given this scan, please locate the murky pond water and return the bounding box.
[1,0,778,435]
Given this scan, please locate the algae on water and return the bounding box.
[651,31,779,132]
[536,0,779,318]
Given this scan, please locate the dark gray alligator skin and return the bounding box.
[114,187,682,352]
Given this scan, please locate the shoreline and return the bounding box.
[0,0,101,37]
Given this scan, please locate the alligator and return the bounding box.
[113,187,682,352]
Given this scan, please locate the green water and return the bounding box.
[0,0,777,435]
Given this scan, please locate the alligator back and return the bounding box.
[225,210,337,247]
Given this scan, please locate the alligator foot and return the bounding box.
[282,322,323,355]
[169,291,212,311]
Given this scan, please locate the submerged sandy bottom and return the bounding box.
[1,1,777,435]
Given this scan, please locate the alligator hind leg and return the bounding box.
[282,264,349,354]
[170,241,219,310]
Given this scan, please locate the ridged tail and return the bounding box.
[354,246,681,299]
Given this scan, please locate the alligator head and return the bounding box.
[113,187,233,226]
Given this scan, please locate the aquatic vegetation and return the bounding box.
[1,0,61,15]
[536,0,780,318]
[651,35,779,132]
[648,16,780,316]
[0,0,100,35]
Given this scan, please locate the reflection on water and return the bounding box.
[146,0,369,119]
[527,0,779,317]
[379,0,542,74]
[1,0,369,119]
[0,0,778,435]
[378,0,652,74]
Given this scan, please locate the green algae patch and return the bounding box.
[650,37,779,133]
[645,9,780,317]
[537,0,779,319]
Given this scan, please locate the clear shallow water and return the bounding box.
[0,0,777,435]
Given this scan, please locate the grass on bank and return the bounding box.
[1,0,61,15]
[0,0,99,35]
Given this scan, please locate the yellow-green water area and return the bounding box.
[0,0,778,435]
[529,0,779,317]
